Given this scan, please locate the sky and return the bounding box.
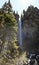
[0,0,39,15]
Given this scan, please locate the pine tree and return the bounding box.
[0,1,19,65]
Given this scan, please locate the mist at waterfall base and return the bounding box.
[18,18,22,48]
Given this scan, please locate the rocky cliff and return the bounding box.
[21,6,39,54]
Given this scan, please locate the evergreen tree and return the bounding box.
[0,1,19,65]
[21,5,39,54]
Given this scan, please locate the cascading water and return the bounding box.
[18,17,22,48]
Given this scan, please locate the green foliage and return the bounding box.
[0,13,17,26]
[4,13,16,26]
[0,8,19,65]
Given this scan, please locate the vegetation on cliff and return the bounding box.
[0,8,20,65]
[21,5,39,54]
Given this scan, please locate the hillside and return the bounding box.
[21,5,39,54]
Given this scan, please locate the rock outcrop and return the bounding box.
[21,6,39,54]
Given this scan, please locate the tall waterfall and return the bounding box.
[18,17,22,48]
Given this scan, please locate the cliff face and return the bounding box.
[21,6,39,53]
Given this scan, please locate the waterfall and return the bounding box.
[18,17,22,48]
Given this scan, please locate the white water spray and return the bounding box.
[18,17,22,47]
